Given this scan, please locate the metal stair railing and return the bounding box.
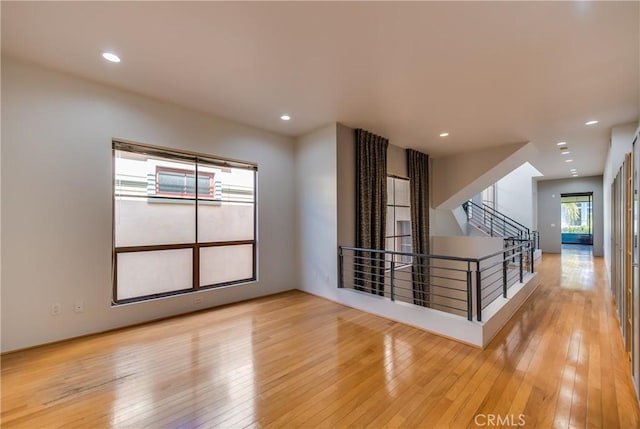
[463,200,530,241]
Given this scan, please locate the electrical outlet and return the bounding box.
[50,303,61,316]
[194,296,202,305]
[74,300,84,313]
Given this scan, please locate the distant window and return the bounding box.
[155,167,214,198]
[113,141,257,304]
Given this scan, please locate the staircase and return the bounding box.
[463,200,529,239]
[462,200,541,266]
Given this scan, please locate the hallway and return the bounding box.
[2,249,640,428]
[497,247,640,427]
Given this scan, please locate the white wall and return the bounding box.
[1,58,297,352]
[431,141,537,209]
[603,122,638,268]
[430,208,465,236]
[496,162,543,230]
[336,123,356,248]
[295,124,339,299]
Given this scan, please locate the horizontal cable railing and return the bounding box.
[339,239,535,322]
[465,201,541,250]
[481,202,529,232]
[463,201,532,242]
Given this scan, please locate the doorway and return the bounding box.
[560,192,593,248]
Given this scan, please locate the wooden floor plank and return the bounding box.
[2,246,639,427]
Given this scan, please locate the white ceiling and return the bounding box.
[2,1,638,180]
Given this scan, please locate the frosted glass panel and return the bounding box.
[200,245,254,286]
[395,206,411,223]
[386,206,395,236]
[201,165,255,202]
[385,237,395,250]
[115,198,195,246]
[395,179,410,206]
[117,249,192,300]
[114,150,195,198]
[198,202,254,242]
[114,149,196,246]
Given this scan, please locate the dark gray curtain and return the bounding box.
[407,149,430,306]
[355,129,388,296]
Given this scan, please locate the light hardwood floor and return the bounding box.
[2,247,640,428]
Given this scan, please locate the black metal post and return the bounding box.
[502,253,508,298]
[338,247,344,288]
[466,265,472,321]
[519,246,524,283]
[476,262,482,322]
[530,242,535,273]
[390,258,395,302]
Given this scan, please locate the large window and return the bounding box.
[386,177,412,266]
[113,141,257,304]
[560,193,593,245]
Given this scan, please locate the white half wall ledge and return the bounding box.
[481,272,539,347]
[432,141,539,210]
[301,271,539,349]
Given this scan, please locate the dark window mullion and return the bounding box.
[194,161,199,289]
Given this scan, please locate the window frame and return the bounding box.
[386,176,413,269]
[112,139,258,305]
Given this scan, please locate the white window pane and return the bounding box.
[395,206,411,223]
[395,179,410,206]
[198,202,254,242]
[385,237,395,252]
[207,167,255,203]
[115,198,195,246]
[114,150,194,198]
[398,220,412,236]
[387,177,394,203]
[396,235,413,264]
[117,249,192,300]
[385,237,395,269]
[200,245,254,286]
[386,206,395,237]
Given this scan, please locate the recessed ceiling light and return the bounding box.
[439,132,449,137]
[565,159,573,163]
[585,120,598,125]
[102,52,121,63]
[556,141,567,146]
[561,151,571,155]
[570,168,577,172]
[573,174,579,177]
[280,114,291,121]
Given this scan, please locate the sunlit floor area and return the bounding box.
[560,244,597,290]
[2,250,640,428]
[561,243,593,255]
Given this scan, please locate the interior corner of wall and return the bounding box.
[432,141,536,210]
